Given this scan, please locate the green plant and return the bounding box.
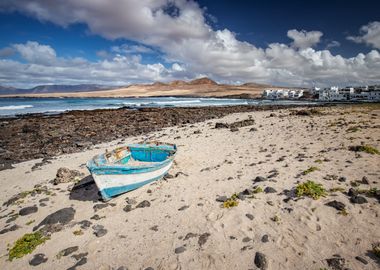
[222,193,240,208]
[314,159,323,164]
[296,181,327,200]
[73,229,83,236]
[302,166,319,175]
[8,231,49,260]
[338,209,349,216]
[271,215,280,223]
[25,220,35,226]
[222,199,239,208]
[253,187,263,194]
[349,145,380,155]
[372,242,380,258]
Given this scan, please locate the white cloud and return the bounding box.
[0,1,379,87]
[287,29,323,49]
[13,41,57,65]
[0,41,184,88]
[111,44,154,54]
[326,40,340,49]
[347,21,380,49]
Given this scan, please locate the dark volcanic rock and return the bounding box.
[78,220,92,229]
[326,256,345,270]
[242,237,251,242]
[216,196,228,202]
[67,257,87,270]
[123,205,132,212]
[245,214,254,220]
[29,253,48,266]
[350,195,368,204]
[348,188,358,197]
[338,176,346,182]
[261,235,269,243]
[264,187,277,193]
[355,256,368,265]
[174,246,186,254]
[198,232,211,247]
[178,205,189,211]
[136,200,151,208]
[325,200,346,211]
[92,224,107,237]
[215,122,229,129]
[93,203,109,211]
[71,252,88,261]
[184,232,198,240]
[0,163,14,171]
[19,206,38,216]
[33,207,75,232]
[361,176,369,184]
[0,224,20,234]
[254,252,268,270]
[59,246,79,257]
[254,176,266,183]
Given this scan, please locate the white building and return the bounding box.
[319,85,380,101]
[319,86,343,101]
[262,89,303,99]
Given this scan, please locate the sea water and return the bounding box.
[0,97,318,117]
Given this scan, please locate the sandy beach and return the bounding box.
[0,104,379,270]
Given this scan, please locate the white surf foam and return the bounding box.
[0,105,34,110]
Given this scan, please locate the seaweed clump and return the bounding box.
[222,193,239,208]
[8,231,49,260]
[295,180,327,200]
[302,166,319,175]
[372,242,380,258]
[349,145,380,155]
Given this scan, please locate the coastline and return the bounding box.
[0,104,379,269]
[0,103,332,168]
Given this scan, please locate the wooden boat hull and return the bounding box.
[92,160,173,200]
[87,142,176,201]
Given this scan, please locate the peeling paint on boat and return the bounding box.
[87,142,176,200]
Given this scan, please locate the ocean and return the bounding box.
[0,97,319,116]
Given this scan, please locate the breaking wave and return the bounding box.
[0,105,33,110]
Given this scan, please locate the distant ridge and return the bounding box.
[0,84,115,95]
[189,77,218,85]
[0,77,289,98]
[151,77,218,87]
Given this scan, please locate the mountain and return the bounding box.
[0,77,288,98]
[0,84,114,95]
[169,80,188,86]
[29,84,112,93]
[188,77,218,85]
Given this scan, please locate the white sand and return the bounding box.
[0,105,379,270]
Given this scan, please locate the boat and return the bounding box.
[87,142,177,201]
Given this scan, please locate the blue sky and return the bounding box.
[0,0,379,88]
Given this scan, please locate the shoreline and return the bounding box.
[0,103,335,168]
[0,104,379,269]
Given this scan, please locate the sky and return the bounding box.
[0,0,379,88]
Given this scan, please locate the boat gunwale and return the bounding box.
[86,142,177,173]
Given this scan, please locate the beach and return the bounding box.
[0,104,379,270]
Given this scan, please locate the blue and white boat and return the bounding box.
[87,142,177,201]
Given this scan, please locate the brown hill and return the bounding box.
[169,80,188,86]
[189,77,218,85]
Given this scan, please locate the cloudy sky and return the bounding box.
[0,0,379,88]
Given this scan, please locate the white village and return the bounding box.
[263,85,380,101]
